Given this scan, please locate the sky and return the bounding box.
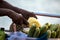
[5,0,60,14]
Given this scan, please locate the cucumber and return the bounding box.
[28,24,36,37]
[57,31,60,38]
[58,24,60,38]
[56,24,60,38]
[0,30,5,40]
[47,30,51,38]
[51,31,57,38]
[45,23,51,29]
[56,30,60,38]
[38,25,47,37]
[49,24,58,31]
[33,28,40,38]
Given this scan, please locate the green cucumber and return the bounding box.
[49,24,58,31]
[56,30,60,38]
[47,30,51,38]
[33,28,40,38]
[51,31,57,38]
[45,23,51,29]
[28,24,36,37]
[56,24,60,38]
[38,25,47,37]
[0,30,5,40]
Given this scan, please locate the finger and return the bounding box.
[23,17,29,25]
[18,15,28,25]
[34,14,37,19]
[12,23,16,32]
[16,19,23,25]
[30,13,37,19]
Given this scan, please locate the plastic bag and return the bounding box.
[8,31,27,40]
[8,32,47,40]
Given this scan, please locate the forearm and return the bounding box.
[0,8,8,16]
[0,8,18,20]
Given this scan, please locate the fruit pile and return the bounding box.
[28,23,60,38]
[27,17,60,38]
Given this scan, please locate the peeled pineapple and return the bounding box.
[28,17,41,28]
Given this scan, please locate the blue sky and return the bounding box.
[5,0,60,16]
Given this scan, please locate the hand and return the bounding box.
[0,8,29,25]
[11,13,29,25]
[22,12,37,20]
